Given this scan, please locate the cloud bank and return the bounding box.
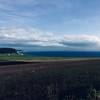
[0,27,100,51]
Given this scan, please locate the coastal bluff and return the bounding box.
[0,48,23,55]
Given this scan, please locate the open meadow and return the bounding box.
[0,56,100,99]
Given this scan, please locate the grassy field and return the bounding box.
[1,54,100,99]
[0,54,32,61]
[0,54,100,61]
[0,59,100,99]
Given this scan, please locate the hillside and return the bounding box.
[0,48,17,54]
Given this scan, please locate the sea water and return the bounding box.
[25,51,100,57]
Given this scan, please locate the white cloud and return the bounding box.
[0,27,100,51]
[64,34,100,43]
[0,27,63,47]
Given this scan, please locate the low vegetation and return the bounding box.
[0,54,100,61]
[0,60,100,99]
[0,54,32,61]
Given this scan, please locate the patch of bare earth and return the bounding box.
[0,59,100,75]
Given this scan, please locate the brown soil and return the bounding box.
[0,59,100,75]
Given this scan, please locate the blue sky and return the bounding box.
[0,0,100,51]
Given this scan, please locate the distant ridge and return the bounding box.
[0,48,23,55]
[0,48,17,54]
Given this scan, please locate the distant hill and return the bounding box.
[0,48,23,55]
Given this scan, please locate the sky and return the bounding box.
[0,0,100,51]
